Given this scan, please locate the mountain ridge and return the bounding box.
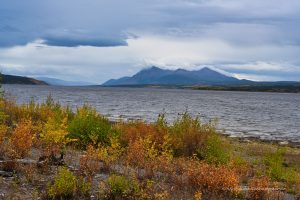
[36,77,96,86]
[103,66,252,86]
[1,74,48,85]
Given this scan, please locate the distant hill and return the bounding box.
[1,74,47,85]
[36,77,96,86]
[103,66,253,86]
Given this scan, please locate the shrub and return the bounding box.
[201,133,231,165]
[108,174,131,197]
[0,124,7,144]
[79,145,101,181]
[94,137,125,171]
[263,148,288,182]
[247,176,277,200]
[77,176,92,197]
[0,124,7,157]
[10,120,34,158]
[40,115,71,154]
[47,167,91,199]
[47,167,77,199]
[184,159,240,198]
[117,116,168,148]
[107,174,140,199]
[169,112,214,157]
[126,137,160,178]
[67,105,113,148]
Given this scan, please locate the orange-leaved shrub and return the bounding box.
[116,119,168,148]
[183,159,240,198]
[125,136,173,179]
[10,120,34,158]
[79,145,101,181]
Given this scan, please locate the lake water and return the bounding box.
[3,84,300,143]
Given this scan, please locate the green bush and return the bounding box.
[263,148,285,181]
[108,174,131,197]
[47,167,77,199]
[47,167,91,199]
[263,148,299,184]
[201,133,231,165]
[67,105,113,148]
[169,112,217,157]
[107,174,141,199]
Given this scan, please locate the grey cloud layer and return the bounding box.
[0,0,300,81]
[1,0,300,47]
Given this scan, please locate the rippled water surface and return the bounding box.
[3,84,300,143]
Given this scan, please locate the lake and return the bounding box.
[3,84,300,143]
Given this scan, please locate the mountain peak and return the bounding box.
[102,66,243,86]
[144,66,164,72]
[201,67,213,71]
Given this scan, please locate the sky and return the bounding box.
[1,0,300,84]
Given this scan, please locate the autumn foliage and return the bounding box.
[10,120,34,158]
[0,94,299,199]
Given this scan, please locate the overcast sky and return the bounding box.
[1,0,300,83]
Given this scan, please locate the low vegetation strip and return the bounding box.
[0,94,300,199]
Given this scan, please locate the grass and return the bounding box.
[0,95,299,199]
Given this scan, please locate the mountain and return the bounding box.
[103,66,252,86]
[36,77,96,86]
[1,74,48,85]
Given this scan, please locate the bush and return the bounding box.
[67,105,113,148]
[117,115,168,148]
[10,120,34,158]
[47,167,91,199]
[40,115,70,153]
[184,159,240,197]
[169,112,215,157]
[108,174,131,197]
[107,174,141,199]
[201,133,231,165]
[247,176,270,200]
[47,167,77,199]
[264,149,285,181]
[0,124,7,144]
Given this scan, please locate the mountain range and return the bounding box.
[1,74,47,85]
[36,77,95,86]
[103,66,252,86]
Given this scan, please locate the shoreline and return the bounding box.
[230,136,300,148]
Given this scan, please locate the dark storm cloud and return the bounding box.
[1,0,299,48]
[42,37,127,47]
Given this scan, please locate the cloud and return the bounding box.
[42,37,128,47]
[1,35,300,83]
[0,0,300,81]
